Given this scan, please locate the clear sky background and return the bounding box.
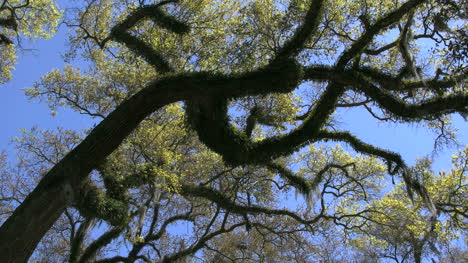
[1,23,467,176]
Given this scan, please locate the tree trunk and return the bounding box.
[0,173,70,262]
[0,80,169,262]
[0,61,302,262]
[414,245,423,263]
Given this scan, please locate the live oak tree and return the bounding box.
[0,0,467,262]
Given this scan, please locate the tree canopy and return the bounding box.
[0,0,467,262]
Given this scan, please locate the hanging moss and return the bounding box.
[74,160,161,227]
[98,161,128,201]
[74,179,130,226]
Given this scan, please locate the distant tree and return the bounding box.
[0,0,467,262]
[349,149,467,263]
[0,0,61,83]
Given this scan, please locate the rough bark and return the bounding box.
[0,63,302,262]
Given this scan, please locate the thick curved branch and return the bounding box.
[356,67,466,92]
[69,218,96,263]
[180,184,321,225]
[316,130,406,173]
[78,226,125,263]
[303,64,466,92]
[109,3,190,73]
[0,7,17,45]
[316,130,436,213]
[274,0,325,61]
[336,0,427,69]
[266,162,311,195]
[0,11,17,30]
[2,1,459,261]
[350,74,468,120]
[0,34,13,45]
[186,82,343,165]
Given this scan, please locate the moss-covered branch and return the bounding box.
[274,0,326,60]
[109,3,190,73]
[316,130,436,212]
[0,8,17,45]
[336,0,427,68]
[317,130,406,172]
[266,163,311,195]
[74,161,158,227]
[350,74,468,120]
[302,64,465,93]
[3,1,463,261]
[357,67,467,92]
[186,83,343,165]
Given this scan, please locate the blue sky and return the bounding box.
[338,107,468,171]
[1,28,95,154]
